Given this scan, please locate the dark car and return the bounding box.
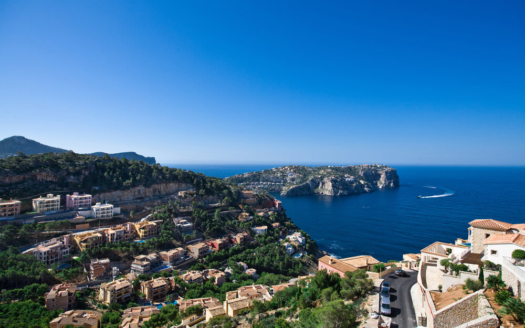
[395,269,407,277]
[382,281,390,289]
[381,286,390,298]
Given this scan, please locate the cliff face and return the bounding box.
[93,182,194,204]
[283,167,399,196]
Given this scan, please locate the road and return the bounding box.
[382,271,418,328]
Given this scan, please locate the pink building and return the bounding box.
[66,192,92,209]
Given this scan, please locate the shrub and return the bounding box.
[484,260,501,271]
[499,298,525,323]
[486,275,505,291]
[465,278,484,292]
[445,248,452,255]
[478,267,484,285]
[373,264,386,273]
[512,249,525,260]
[495,290,512,305]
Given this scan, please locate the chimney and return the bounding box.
[329,258,333,265]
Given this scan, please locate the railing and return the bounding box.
[502,257,525,281]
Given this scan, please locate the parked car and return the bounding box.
[395,269,407,277]
[380,296,391,316]
[381,286,390,298]
[382,281,390,289]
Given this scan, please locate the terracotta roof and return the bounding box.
[228,297,253,311]
[483,234,525,247]
[511,224,525,230]
[404,253,421,261]
[341,255,380,268]
[207,305,226,316]
[469,219,513,231]
[319,255,358,273]
[272,283,295,293]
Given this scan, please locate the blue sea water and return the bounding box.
[166,164,525,262]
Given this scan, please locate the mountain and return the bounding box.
[0,136,68,158]
[227,164,400,196]
[89,152,156,165]
[0,136,156,164]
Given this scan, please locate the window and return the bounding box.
[485,234,491,239]
[491,250,497,255]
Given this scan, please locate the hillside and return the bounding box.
[0,136,68,158]
[89,151,155,164]
[227,164,400,196]
[0,136,156,164]
[0,152,234,201]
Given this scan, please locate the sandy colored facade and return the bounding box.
[74,231,103,252]
[33,194,61,212]
[178,297,221,313]
[99,278,133,304]
[140,277,170,302]
[187,242,210,258]
[318,255,380,277]
[49,310,102,328]
[120,306,160,328]
[134,220,162,239]
[46,283,77,311]
[0,198,20,217]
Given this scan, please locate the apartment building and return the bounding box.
[252,226,268,235]
[45,283,77,311]
[178,297,221,313]
[202,269,226,286]
[131,253,161,274]
[99,278,133,304]
[49,310,102,328]
[32,236,70,266]
[223,285,272,317]
[230,232,249,245]
[187,242,210,258]
[92,202,114,219]
[134,220,162,239]
[158,247,185,264]
[88,258,110,280]
[174,217,193,233]
[140,277,170,302]
[66,192,92,209]
[0,198,21,217]
[181,271,203,284]
[74,231,104,252]
[206,237,229,252]
[120,306,160,328]
[33,194,61,213]
[104,224,135,244]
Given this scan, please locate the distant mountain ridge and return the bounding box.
[0,136,156,164]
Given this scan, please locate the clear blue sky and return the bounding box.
[1,1,524,165]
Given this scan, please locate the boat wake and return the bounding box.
[419,187,455,199]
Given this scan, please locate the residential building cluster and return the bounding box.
[414,218,525,328]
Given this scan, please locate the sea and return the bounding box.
[166,164,525,262]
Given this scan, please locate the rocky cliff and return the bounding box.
[94,182,194,204]
[227,164,399,196]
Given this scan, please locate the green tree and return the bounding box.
[478,266,484,285]
[486,275,505,291]
[499,298,525,323]
[512,249,525,260]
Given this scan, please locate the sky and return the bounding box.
[0,1,524,165]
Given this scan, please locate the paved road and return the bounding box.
[382,271,418,328]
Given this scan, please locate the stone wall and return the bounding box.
[470,227,505,253]
[502,262,525,301]
[441,270,499,292]
[433,290,499,328]
[93,182,194,204]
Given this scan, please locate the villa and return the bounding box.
[252,226,268,235]
[318,255,380,277]
[49,310,102,328]
[120,306,160,328]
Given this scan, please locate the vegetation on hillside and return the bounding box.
[0,152,235,199]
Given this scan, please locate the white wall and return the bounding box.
[484,244,525,265]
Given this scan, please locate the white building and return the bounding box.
[92,203,114,219]
[32,194,61,213]
[252,226,268,235]
[483,234,525,266]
